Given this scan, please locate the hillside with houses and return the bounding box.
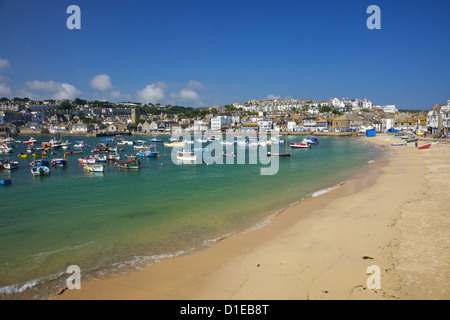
[1,97,449,138]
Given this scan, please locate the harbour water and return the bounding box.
[0,135,383,299]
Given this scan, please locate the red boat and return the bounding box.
[290,142,311,149]
[23,138,38,145]
[418,144,431,150]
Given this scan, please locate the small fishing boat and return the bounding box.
[94,154,107,162]
[84,164,105,173]
[418,144,431,150]
[31,165,51,176]
[23,138,38,145]
[407,139,418,143]
[0,144,13,154]
[73,141,88,149]
[134,145,152,150]
[136,147,159,157]
[0,178,12,185]
[51,158,68,166]
[117,140,134,146]
[391,142,406,146]
[267,152,291,158]
[115,159,141,169]
[18,153,29,159]
[64,151,83,155]
[33,151,48,158]
[176,151,198,164]
[30,160,50,167]
[290,142,311,149]
[3,161,19,170]
[303,137,319,144]
[107,154,121,161]
[26,145,36,153]
[164,141,185,148]
[78,157,96,164]
[150,138,162,142]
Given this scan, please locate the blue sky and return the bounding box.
[0,0,449,109]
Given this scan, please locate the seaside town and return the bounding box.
[1,97,449,138]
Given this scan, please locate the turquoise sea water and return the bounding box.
[0,135,382,299]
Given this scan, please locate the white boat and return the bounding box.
[290,142,311,149]
[164,141,185,148]
[31,165,50,176]
[0,144,13,154]
[220,141,234,146]
[117,140,134,146]
[84,164,105,173]
[176,151,198,164]
[78,157,96,164]
[107,154,121,161]
[94,155,107,162]
[23,137,38,145]
[3,161,19,169]
[74,141,88,149]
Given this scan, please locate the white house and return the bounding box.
[286,121,297,132]
[210,115,232,131]
[258,119,273,131]
[383,105,398,113]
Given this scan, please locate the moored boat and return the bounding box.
[84,164,105,173]
[107,154,121,161]
[164,141,185,148]
[290,142,311,149]
[3,161,19,170]
[31,165,51,176]
[303,137,319,144]
[1,144,13,154]
[267,152,291,158]
[115,159,141,169]
[176,151,198,164]
[23,138,38,145]
[78,156,96,164]
[0,178,12,185]
[30,159,50,167]
[391,142,406,146]
[418,144,431,150]
[51,158,68,166]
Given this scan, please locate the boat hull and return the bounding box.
[31,166,50,176]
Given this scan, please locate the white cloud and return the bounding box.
[0,58,10,71]
[175,88,199,101]
[186,80,205,90]
[136,83,166,104]
[90,74,113,92]
[25,80,81,100]
[0,83,12,97]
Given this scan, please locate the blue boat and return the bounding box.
[304,137,319,144]
[51,158,68,166]
[30,160,50,167]
[136,146,159,157]
[0,179,12,185]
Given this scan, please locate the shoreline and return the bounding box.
[46,134,449,299]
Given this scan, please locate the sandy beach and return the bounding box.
[56,134,449,300]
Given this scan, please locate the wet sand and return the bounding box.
[56,134,449,300]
